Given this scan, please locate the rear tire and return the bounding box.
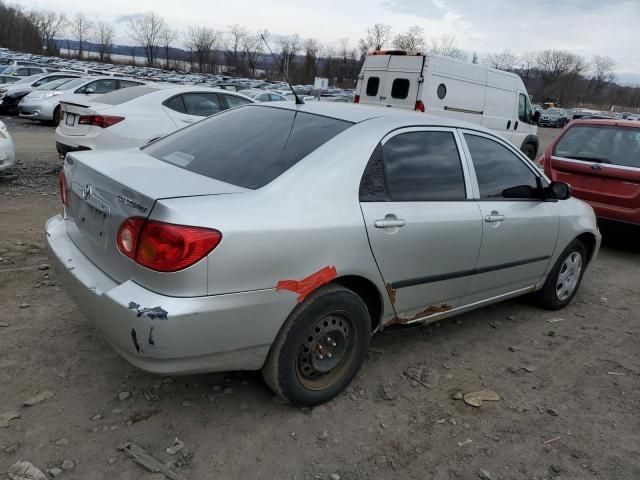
[262,285,371,406]
[52,106,61,127]
[535,239,587,310]
[522,142,537,161]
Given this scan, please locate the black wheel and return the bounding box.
[522,142,537,161]
[262,285,371,406]
[52,106,61,127]
[535,240,587,310]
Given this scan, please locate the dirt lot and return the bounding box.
[1,118,639,480]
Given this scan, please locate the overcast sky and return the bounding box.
[19,0,640,82]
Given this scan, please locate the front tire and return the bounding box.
[262,285,371,406]
[535,240,587,310]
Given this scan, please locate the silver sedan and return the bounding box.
[46,102,600,406]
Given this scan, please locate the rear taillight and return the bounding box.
[354,95,360,104]
[59,108,64,122]
[117,218,222,272]
[78,115,125,128]
[414,100,425,112]
[59,170,68,207]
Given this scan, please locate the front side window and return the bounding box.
[182,93,222,116]
[465,134,539,199]
[391,79,410,99]
[366,77,380,96]
[79,79,117,94]
[518,93,532,123]
[554,125,640,168]
[145,106,352,189]
[376,131,466,201]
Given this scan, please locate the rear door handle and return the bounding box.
[484,212,505,223]
[374,219,407,228]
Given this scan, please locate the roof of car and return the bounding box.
[570,118,640,128]
[256,101,483,128]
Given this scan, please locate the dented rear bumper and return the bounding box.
[45,214,296,375]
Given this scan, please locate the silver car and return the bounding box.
[46,103,601,406]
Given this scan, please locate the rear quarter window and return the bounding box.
[145,106,353,189]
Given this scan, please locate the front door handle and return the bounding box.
[374,219,407,228]
[484,211,505,223]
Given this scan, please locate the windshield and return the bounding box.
[0,75,19,84]
[145,105,353,189]
[546,109,564,115]
[35,78,77,90]
[554,125,640,168]
[93,86,161,105]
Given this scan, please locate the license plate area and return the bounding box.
[70,183,111,249]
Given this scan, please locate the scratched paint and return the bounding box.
[381,304,453,330]
[128,302,168,320]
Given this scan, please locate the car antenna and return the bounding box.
[260,34,304,105]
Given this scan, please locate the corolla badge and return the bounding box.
[117,195,148,213]
[81,184,92,200]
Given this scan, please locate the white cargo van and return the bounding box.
[355,51,539,159]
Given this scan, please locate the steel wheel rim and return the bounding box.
[296,312,356,391]
[556,251,583,301]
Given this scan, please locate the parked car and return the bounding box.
[0,65,48,77]
[19,76,145,125]
[0,72,82,115]
[538,108,568,128]
[0,75,21,85]
[540,119,640,225]
[0,120,15,173]
[240,89,287,102]
[47,103,600,406]
[55,85,254,154]
[355,51,540,160]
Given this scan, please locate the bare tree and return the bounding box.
[485,50,518,71]
[70,12,92,58]
[226,24,248,74]
[29,10,67,54]
[302,38,320,82]
[392,25,425,53]
[185,26,218,73]
[243,30,268,76]
[536,50,587,103]
[429,34,467,60]
[518,51,537,86]
[359,23,392,56]
[94,21,114,62]
[279,34,300,78]
[592,54,616,84]
[127,12,167,67]
[471,52,479,64]
[160,27,177,69]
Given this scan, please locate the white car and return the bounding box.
[0,120,16,172]
[55,85,255,155]
[240,89,287,102]
[19,76,146,125]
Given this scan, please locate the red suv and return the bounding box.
[540,119,640,225]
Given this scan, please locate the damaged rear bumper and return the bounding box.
[45,214,295,375]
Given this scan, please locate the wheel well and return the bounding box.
[333,275,383,332]
[576,232,597,262]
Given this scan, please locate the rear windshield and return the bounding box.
[554,125,640,168]
[145,105,353,189]
[95,86,160,105]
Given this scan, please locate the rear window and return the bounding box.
[366,77,379,96]
[93,86,161,105]
[145,106,353,189]
[391,79,410,99]
[554,125,640,169]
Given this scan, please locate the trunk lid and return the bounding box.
[63,149,246,283]
[58,100,113,136]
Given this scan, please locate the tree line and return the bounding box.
[0,3,638,110]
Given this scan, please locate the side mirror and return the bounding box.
[502,184,539,199]
[547,181,571,200]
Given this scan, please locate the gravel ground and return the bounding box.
[0,118,639,480]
